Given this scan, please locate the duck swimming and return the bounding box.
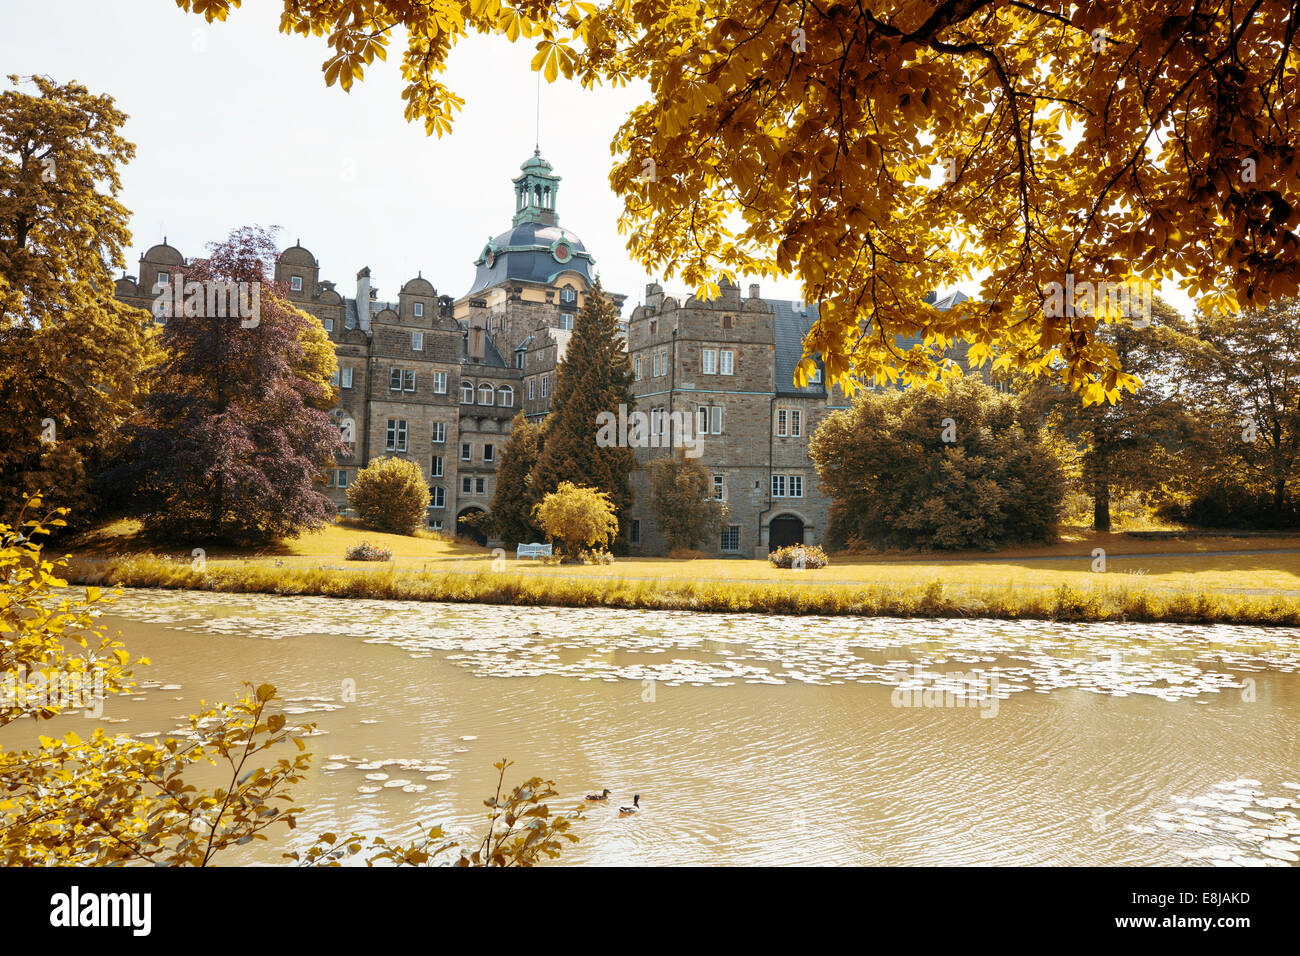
[585,788,611,801]
[618,795,640,815]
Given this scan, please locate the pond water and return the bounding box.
[11,588,1300,866]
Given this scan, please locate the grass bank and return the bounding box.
[64,552,1300,626]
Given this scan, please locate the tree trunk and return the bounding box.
[1093,478,1111,532]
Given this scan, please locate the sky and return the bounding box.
[1,1,1192,316]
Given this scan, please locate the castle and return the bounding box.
[114,150,969,557]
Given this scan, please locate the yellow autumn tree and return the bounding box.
[175,1,1300,403]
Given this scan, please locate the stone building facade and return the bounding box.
[113,148,970,557]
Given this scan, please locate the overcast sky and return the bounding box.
[2,1,1191,316]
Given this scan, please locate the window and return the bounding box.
[559,313,574,331]
[431,487,445,508]
[777,409,788,437]
[697,406,708,436]
[290,276,303,292]
[462,476,473,493]
[461,382,474,404]
[414,302,424,318]
[340,367,353,389]
[412,331,424,350]
[560,287,577,305]
[712,475,724,500]
[430,455,444,478]
[650,408,662,435]
[324,318,334,333]
[630,519,640,544]
[156,271,168,287]
[708,405,723,435]
[433,371,447,394]
[722,314,733,329]
[650,318,658,334]
[701,349,717,375]
[386,419,408,452]
[652,352,661,377]
[429,519,444,531]
[541,375,549,398]
[791,410,802,437]
[478,383,494,405]
[528,378,535,400]
[484,444,494,463]
[772,475,786,497]
[719,350,735,375]
[329,370,339,387]
[661,350,670,377]
[721,526,741,552]
[789,475,803,498]
[329,469,349,488]
[498,386,513,407]
[635,355,643,381]
[461,443,471,461]
[810,366,822,384]
[432,422,446,444]
[404,370,415,391]
[390,368,402,391]
[515,350,525,369]
[476,477,485,494]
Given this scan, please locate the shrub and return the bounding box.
[647,456,728,551]
[345,541,392,562]
[811,377,1064,551]
[769,544,830,569]
[347,457,431,535]
[1158,483,1300,530]
[531,482,618,559]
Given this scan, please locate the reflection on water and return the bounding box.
[7,588,1300,866]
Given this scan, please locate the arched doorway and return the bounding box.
[768,514,805,551]
[455,507,488,546]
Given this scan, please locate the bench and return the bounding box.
[516,542,553,560]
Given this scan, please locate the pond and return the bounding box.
[10,589,1300,866]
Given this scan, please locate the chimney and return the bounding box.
[748,283,760,299]
[645,282,663,312]
[467,302,487,362]
[356,267,371,333]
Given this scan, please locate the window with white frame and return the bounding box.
[515,350,525,369]
[478,383,494,405]
[777,409,788,437]
[696,406,708,436]
[414,302,424,318]
[634,355,642,381]
[430,455,444,478]
[290,276,303,292]
[712,475,724,500]
[412,331,424,350]
[433,371,447,394]
[324,317,334,333]
[559,313,574,331]
[708,405,723,434]
[462,476,473,493]
[771,474,786,497]
[430,487,445,508]
[719,350,735,375]
[390,368,403,391]
[484,444,494,463]
[498,386,513,407]
[528,378,535,400]
[391,369,414,392]
[791,409,802,437]
[652,352,661,377]
[340,366,353,389]
[432,422,446,444]
[701,348,717,375]
[810,366,822,383]
[461,382,474,404]
[329,369,339,387]
[386,419,408,452]
[721,526,741,552]
[789,475,803,498]
[475,477,485,494]
[560,287,577,305]
[403,370,415,392]
[541,375,549,398]
[461,442,471,461]
[650,408,662,434]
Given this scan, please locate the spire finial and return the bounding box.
[535,69,541,154]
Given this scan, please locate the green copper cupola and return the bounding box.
[512,149,561,227]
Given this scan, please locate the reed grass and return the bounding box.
[63,553,1300,626]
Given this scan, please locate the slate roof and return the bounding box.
[464,221,595,298]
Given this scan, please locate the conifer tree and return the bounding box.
[530,281,635,538]
[488,413,544,548]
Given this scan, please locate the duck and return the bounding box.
[585,788,611,801]
[618,794,640,815]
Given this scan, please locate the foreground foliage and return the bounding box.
[532,482,618,558]
[347,457,431,536]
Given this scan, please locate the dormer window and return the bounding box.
[560,288,577,305]
[290,276,303,292]
[414,302,423,317]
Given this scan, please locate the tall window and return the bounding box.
[403,370,415,391]
[475,477,486,494]
[719,350,734,375]
[541,375,549,398]
[340,366,353,389]
[413,302,424,318]
[324,317,334,333]
[462,476,473,493]
[290,276,303,292]
[461,382,474,404]
[515,350,525,369]
[708,405,723,434]
[789,475,803,498]
[701,349,717,375]
[528,378,536,400]
[478,383,494,405]
[791,409,802,437]
[390,368,402,391]
[430,455,444,478]
[386,419,408,452]
[712,475,724,500]
[560,313,574,331]
[631,519,640,544]
[635,355,642,381]
[777,409,788,437]
[433,371,447,394]
[771,474,786,497]
[484,444,495,463]
[721,526,741,552]
[412,330,424,350]
[430,487,445,508]
[652,352,661,377]
[432,422,446,444]
[461,442,471,461]
[498,386,514,407]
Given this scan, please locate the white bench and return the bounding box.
[516,542,553,560]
